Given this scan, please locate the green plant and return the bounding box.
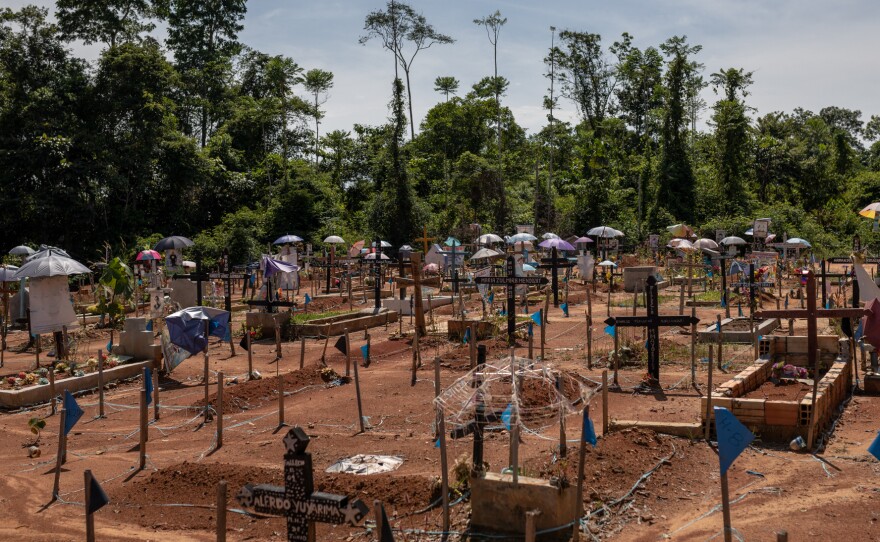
[28,417,46,444]
[96,256,134,329]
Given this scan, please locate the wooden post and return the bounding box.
[246,329,253,377]
[366,333,372,366]
[509,350,519,485]
[216,371,224,450]
[705,344,714,441]
[557,374,567,458]
[216,480,227,542]
[203,320,210,420]
[320,328,331,366]
[48,362,56,415]
[679,273,686,315]
[602,370,608,435]
[52,409,66,499]
[539,309,545,360]
[607,281,612,317]
[528,324,534,360]
[411,252,427,336]
[469,322,477,368]
[344,328,352,377]
[373,500,385,541]
[720,467,733,542]
[572,405,590,540]
[84,469,97,542]
[776,531,788,542]
[525,510,540,542]
[586,312,593,370]
[152,357,160,421]
[274,318,282,360]
[717,314,724,371]
[97,350,105,418]
[690,305,697,385]
[433,357,450,536]
[277,345,286,429]
[352,342,366,434]
[612,324,620,387]
[411,329,420,386]
[139,388,147,470]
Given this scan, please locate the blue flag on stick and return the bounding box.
[715,407,755,475]
[434,437,440,448]
[604,325,616,337]
[106,339,113,353]
[145,368,153,406]
[87,474,110,514]
[488,292,494,305]
[582,412,597,446]
[561,303,569,317]
[304,293,311,305]
[462,327,471,344]
[527,322,533,337]
[361,344,369,361]
[63,390,84,435]
[501,404,513,430]
[869,431,880,462]
[529,311,542,326]
[145,320,153,332]
[855,319,864,342]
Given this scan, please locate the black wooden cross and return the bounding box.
[730,263,773,316]
[713,253,737,312]
[236,427,369,542]
[366,241,385,310]
[446,269,471,295]
[209,250,248,313]
[475,256,548,344]
[538,247,576,307]
[176,258,210,306]
[604,276,699,383]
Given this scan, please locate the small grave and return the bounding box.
[702,335,851,443]
[293,307,398,338]
[113,317,161,361]
[698,316,780,344]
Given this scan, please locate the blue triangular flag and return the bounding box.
[305,293,312,305]
[855,319,864,342]
[604,325,616,337]
[714,407,755,475]
[462,327,471,344]
[249,273,256,286]
[361,344,369,361]
[582,413,597,447]
[434,437,440,448]
[784,296,789,309]
[106,339,113,353]
[645,339,650,349]
[63,390,84,435]
[145,320,153,331]
[222,326,231,342]
[738,304,743,317]
[720,297,726,308]
[209,319,220,332]
[530,311,542,326]
[561,303,569,317]
[499,310,506,316]
[826,301,830,310]
[527,322,533,337]
[501,404,512,430]
[488,292,494,305]
[869,431,880,462]
[87,474,110,514]
[145,368,153,406]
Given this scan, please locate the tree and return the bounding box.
[265,56,304,183]
[303,68,334,167]
[433,76,459,101]
[554,30,618,132]
[360,1,454,140]
[710,67,754,215]
[165,0,247,147]
[56,0,159,47]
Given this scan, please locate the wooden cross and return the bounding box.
[605,276,699,383]
[755,271,867,449]
[820,258,852,309]
[730,263,773,316]
[209,251,248,313]
[236,427,368,541]
[415,226,438,254]
[537,247,576,307]
[367,241,385,310]
[714,253,737,318]
[475,256,548,344]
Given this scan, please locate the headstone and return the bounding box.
[115,318,158,361]
[236,427,369,541]
[169,277,198,309]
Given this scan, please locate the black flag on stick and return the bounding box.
[333,335,348,355]
[87,475,110,513]
[380,502,395,542]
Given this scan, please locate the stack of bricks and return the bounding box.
[800,360,852,430]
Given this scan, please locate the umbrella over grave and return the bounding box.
[273,234,303,245]
[165,306,231,355]
[587,226,624,238]
[0,265,19,282]
[13,253,91,279]
[538,238,576,251]
[154,236,194,252]
[8,245,35,256]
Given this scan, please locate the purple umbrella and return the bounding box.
[538,238,576,251]
[574,236,594,244]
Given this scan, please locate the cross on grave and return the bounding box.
[446,269,471,295]
[176,258,210,306]
[755,271,868,450]
[714,253,738,315]
[475,256,548,344]
[730,263,774,315]
[210,251,248,313]
[604,275,699,383]
[438,241,468,289]
[367,241,385,310]
[537,247,576,307]
[820,259,851,309]
[415,226,438,254]
[236,427,369,541]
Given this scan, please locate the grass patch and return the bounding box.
[290,310,358,324]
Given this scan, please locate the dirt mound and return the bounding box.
[743,379,810,401]
[195,365,349,414]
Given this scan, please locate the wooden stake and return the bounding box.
[525,509,540,542]
[352,339,365,434]
[203,321,210,420]
[705,344,714,441]
[216,480,227,542]
[528,324,534,360]
[299,337,306,370]
[246,329,253,377]
[48,360,56,415]
[572,405,590,539]
[776,531,788,542]
[139,388,147,470]
[612,324,620,387]
[366,333,372,366]
[469,322,477,368]
[717,314,724,371]
[602,370,608,435]
[410,329,420,386]
[97,350,105,418]
[586,312,593,370]
[152,357,160,421]
[720,468,733,542]
[274,317,282,360]
[84,469,96,542]
[557,375,566,458]
[433,357,450,536]
[320,329,330,366]
[690,305,697,385]
[52,409,66,499]
[216,371,224,450]
[539,308,545,361]
[509,350,519,485]
[344,328,352,377]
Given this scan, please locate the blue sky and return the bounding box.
[10,0,880,136]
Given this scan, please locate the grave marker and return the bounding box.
[537,247,575,307]
[604,276,699,383]
[236,427,369,542]
[176,258,210,306]
[475,256,548,344]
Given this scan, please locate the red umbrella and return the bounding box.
[861,298,880,349]
[136,249,162,261]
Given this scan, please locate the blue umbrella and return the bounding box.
[728,261,747,276]
[273,234,303,245]
[165,307,230,354]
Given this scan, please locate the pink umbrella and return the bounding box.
[136,249,162,261]
[574,236,594,244]
[538,238,576,251]
[861,298,880,350]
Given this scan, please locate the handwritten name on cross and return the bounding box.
[475,256,548,344]
[236,427,369,542]
[537,247,575,307]
[605,276,699,383]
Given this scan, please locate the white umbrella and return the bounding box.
[597,260,618,268]
[783,237,811,248]
[668,239,696,251]
[371,240,393,248]
[26,246,70,261]
[720,236,747,246]
[508,233,537,243]
[693,238,719,250]
[324,235,345,244]
[273,234,303,245]
[13,253,90,279]
[587,226,624,238]
[477,233,504,244]
[541,232,560,240]
[364,252,390,260]
[9,245,34,256]
[0,265,19,282]
[470,248,502,261]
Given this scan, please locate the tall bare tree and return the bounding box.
[303,68,334,167]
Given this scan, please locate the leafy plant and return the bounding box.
[96,256,134,328]
[28,417,46,444]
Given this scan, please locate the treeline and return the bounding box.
[3,2,880,266]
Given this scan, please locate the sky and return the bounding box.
[9,0,880,136]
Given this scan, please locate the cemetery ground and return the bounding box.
[0,278,878,541]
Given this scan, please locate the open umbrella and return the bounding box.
[720,236,747,246]
[668,238,694,250]
[573,236,594,245]
[470,248,502,261]
[136,249,162,261]
[399,244,414,252]
[364,252,391,260]
[0,265,19,282]
[166,307,231,354]
[539,238,576,251]
[273,234,303,245]
[372,240,393,248]
[597,260,618,268]
[477,233,503,244]
[444,237,462,247]
[728,261,747,276]
[587,226,624,238]
[783,237,811,248]
[324,235,345,244]
[860,203,880,219]
[693,238,719,250]
[26,246,71,261]
[154,236,193,252]
[9,245,34,256]
[666,224,694,238]
[541,232,560,240]
[507,233,537,244]
[13,253,91,279]
[264,258,299,277]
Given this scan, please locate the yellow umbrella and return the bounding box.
[859,202,880,219]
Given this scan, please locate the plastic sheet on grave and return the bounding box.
[325,454,404,475]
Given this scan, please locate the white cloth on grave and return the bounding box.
[578,253,595,281]
[425,244,444,268]
[854,260,880,302]
[29,275,78,334]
